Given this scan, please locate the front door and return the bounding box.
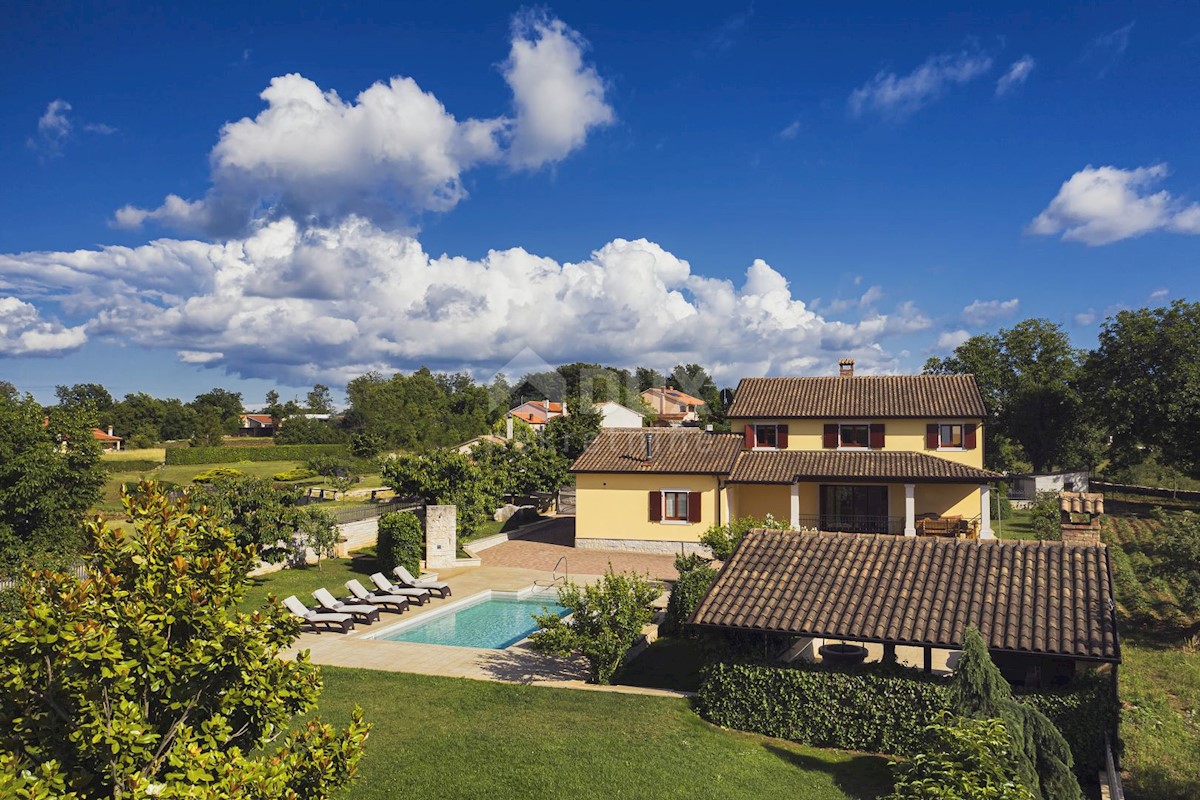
[820,485,890,534]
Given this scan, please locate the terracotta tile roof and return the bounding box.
[727,375,987,419]
[690,530,1119,662]
[571,428,742,474]
[241,414,274,426]
[643,387,706,406]
[92,428,122,442]
[510,411,545,425]
[728,450,1003,484]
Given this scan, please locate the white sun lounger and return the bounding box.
[312,587,380,623]
[392,565,452,598]
[344,579,410,614]
[369,572,432,604]
[283,594,354,633]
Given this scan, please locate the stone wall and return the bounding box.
[575,537,712,557]
[425,505,457,569]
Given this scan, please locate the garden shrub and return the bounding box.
[1030,491,1061,541]
[99,459,161,473]
[272,468,317,482]
[884,713,1035,800]
[164,444,347,465]
[699,515,786,560]
[192,467,245,483]
[695,659,1115,775]
[376,512,423,578]
[665,553,717,635]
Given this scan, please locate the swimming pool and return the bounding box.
[370,592,567,649]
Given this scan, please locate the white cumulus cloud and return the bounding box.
[116,14,613,235]
[1028,164,1200,245]
[935,329,972,351]
[996,56,1035,96]
[0,297,87,356]
[849,49,993,120]
[0,220,929,385]
[962,298,1019,323]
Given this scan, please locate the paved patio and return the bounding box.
[477,517,681,580]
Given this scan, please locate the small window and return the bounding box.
[755,425,778,449]
[839,424,870,448]
[940,424,964,449]
[663,491,689,521]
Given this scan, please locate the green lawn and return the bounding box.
[1119,632,1200,800]
[241,554,378,612]
[615,635,709,693]
[313,667,893,800]
[994,506,1037,540]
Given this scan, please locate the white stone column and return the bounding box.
[790,481,800,530]
[904,483,916,537]
[425,505,458,568]
[979,485,995,539]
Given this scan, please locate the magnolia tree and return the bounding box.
[528,567,659,684]
[0,482,369,798]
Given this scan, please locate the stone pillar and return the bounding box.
[425,505,457,569]
[979,485,995,539]
[790,481,800,530]
[904,483,916,536]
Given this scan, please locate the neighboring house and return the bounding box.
[92,426,123,452]
[593,401,645,428]
[1007,470,1090,505]
[572,359,1001,553]
[237,414,275,437]
[506,400,564,433]
[640,387,705,426]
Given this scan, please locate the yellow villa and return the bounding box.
[571,359,1002,553]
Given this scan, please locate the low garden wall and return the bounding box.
[696,660,1116,774]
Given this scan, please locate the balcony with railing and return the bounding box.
[790,514,983,538]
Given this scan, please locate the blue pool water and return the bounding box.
[374,595,567,649]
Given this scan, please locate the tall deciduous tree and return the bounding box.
[0,483,369,798]
[1085,300,1200,478]
[543,400,603,460]
[190,387,244,435]
[924,319,1092,473]
[306,384,335,414]
[0,393,105,573]
[54,382,114,415]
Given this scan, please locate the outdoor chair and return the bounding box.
[312,587,380,624]
[344,579,410,614]
[368,572,432,604]
[283,594,354,634]
[392,565,452,598]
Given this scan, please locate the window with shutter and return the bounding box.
[823,424,838,448]
[964,423,977,449]
[776,424,789,449]
[744,424,755,449]
[662,491,689,521]
[926,424,939,449]
[688,491,701,523]
[649,491,662,521]
[869,423,885,449]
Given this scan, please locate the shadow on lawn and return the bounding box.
[763,745,893,800]
[476,646,589,684]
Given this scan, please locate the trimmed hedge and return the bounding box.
[696,661,1116,773]
[377,512,423,578]
[100,459,162,473]
[164,444,347,465]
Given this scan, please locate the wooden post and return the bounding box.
[923,646,933,674]
[883,642,897,665]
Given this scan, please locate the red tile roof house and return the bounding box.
[237,414,276,437]
[506,400,564,433]
[640,387,706,426]
[92,426,123,452]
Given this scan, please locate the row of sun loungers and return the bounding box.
[284,566,453,634]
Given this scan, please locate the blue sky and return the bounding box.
[2,1,1197,405]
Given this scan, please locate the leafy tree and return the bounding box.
[669,363,725,427]
[1085,300,1200,477]
[349,432,384,458]
[277,416,349,445]
[307,384,335,414]
[381,450,491,537]
[665,553,717,634]
[529,567,660,684]
[110,391,165,444]
[0,393,105,574]
[0,483,369,798]
[0,381,15,400]
[297,506,340,570]
[1029,491,1061,542]
[376,511,424,578]
[1152,510,1200,615]
[190,406,226,447]
[636,366,666,392]
[199,475,306,562]
[160,397,197,441]
[885,713,1035,800]
[191,387,244,434]
[924,320,1088,472]
[344,369,494,450]
[54,382,114,415]
[543,400,602,460]
[699,515,787,561]
[951,627,1081,800]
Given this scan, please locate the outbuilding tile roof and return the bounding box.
[689,530,1119,661]
[727,375,987,419]
[728,450,1003,484]
[570,428,742,474]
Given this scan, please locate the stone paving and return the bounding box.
[477,517,681,580]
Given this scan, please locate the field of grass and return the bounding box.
[240,554,377,612]
[312,667,892,800]
[995,506,1037,540]
[100,447,166,462]
[97,460,308,513]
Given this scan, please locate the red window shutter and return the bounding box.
[688,492,701,523]
[744,424,755,449]
[869,423,885,449]
[926,424,939,449]
[649,491,662,521]
[823,424,838,448]
[777,424,789,449]
[964,424,977,450]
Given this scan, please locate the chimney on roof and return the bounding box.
[644,432,654,462]
[838,358,855,377]
[107,425,114,437]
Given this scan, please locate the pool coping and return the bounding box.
[362,586,566,649]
